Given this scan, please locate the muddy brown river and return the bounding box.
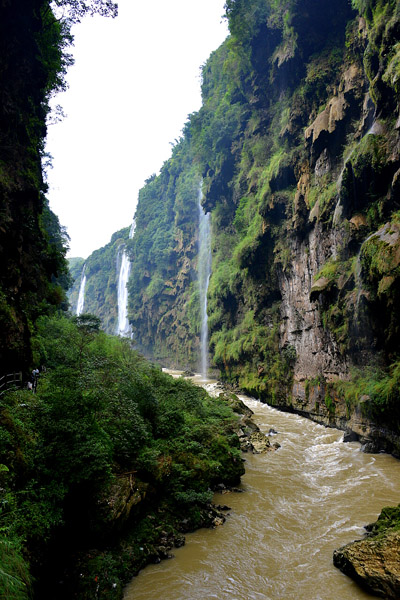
[124,376,400,599]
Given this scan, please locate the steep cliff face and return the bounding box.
[127,140,203,368]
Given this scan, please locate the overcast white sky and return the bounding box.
[46,0,229,258]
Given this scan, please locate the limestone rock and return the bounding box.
[333,531,400,599]
[349,214,368,230]
[310,276,332,296]
[314,148,331,178]
[218,391,254,418]
[249,431,273,454]
[305,94,348,144]
[213,516,225,527]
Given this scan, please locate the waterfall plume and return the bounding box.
[198,186,211,380]
[117,220,136,337]
[76,264,86,316]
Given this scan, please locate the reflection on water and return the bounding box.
[124,374,400,600]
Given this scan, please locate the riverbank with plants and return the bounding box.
[0,313,245,599]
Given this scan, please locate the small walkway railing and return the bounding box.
[0,372,23,396]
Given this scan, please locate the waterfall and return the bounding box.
[76,264,86,316]
[117,221,136,337]
[198,187,211,380]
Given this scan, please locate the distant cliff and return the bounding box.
[67,226,131,334]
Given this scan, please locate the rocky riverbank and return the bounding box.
[333,505,400,599]
[203,384,281,454]
[179,374,400,599]
[276,380,400,458]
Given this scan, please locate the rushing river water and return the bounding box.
[124,377,400,600]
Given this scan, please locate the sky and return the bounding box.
[46,0,229,259]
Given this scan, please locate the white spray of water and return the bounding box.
[117,221,136,337]
[76,264,86,316]
[198,186,212,380]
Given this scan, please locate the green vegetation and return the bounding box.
[0,314,244,598]
[366,504,400,539]
[0,0,117,372]
[334,361,400,430]
[127,140,202,366]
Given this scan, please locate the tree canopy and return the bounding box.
[52,0,118,22]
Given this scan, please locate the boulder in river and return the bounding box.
[249,431,275,454]
[333,505,400,599]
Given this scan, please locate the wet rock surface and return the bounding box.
[247,431,280,454]
[217,390,280,453]
[334,505,400,599]
[333,531,400,599]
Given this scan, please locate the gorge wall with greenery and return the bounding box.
[2,0,400,596]
[0,0,73,374]
[85,0,400,451]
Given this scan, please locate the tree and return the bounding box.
[52,0,118,22]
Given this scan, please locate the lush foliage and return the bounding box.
[0,313,243,597]
[0,0,117,373]
[367,503,400,538]
[127,137,203,367]
[334,360,400,430]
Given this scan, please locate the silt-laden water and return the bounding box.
[124,385,400,600]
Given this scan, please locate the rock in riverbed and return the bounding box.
[249,431,280,454]
[217,391,280,453]
[333,505,400,599]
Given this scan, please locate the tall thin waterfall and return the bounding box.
[117,221,136,337]
[76,264,86,316]
[198,188,211,380]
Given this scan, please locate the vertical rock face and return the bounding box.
[279,226,348,383]
[125,149,203,368]
[0,1,70,373]
[279,58,366,378]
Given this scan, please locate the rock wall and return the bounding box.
[279,225,349,383]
